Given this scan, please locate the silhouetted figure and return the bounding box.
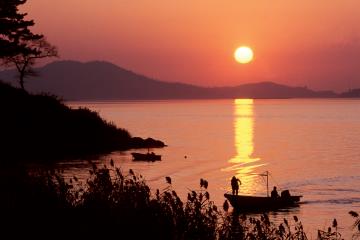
[281,189,291,199]
[231,176,241,195]
[271,186,279,198]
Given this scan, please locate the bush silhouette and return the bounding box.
[0,81,165,163]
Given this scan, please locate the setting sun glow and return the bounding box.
[234,46,254,64]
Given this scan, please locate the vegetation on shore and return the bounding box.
[1,163,359,239]
[0,81,165,163]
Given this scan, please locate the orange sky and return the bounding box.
[23,0,360,91]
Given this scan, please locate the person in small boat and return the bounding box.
[271,186,279,198]
[231,176,241,195]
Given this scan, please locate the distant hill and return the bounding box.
[0,60,338,100]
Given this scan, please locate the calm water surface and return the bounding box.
[66,99,360,238]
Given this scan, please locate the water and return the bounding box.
[66,99,360,238]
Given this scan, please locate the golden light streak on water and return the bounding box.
[222,99,265,195]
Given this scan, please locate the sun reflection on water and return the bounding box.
[222,99,265,195]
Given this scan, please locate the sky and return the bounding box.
[23,0,360,92]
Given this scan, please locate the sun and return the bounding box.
[234,46,254,64]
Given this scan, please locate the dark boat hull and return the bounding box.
[131,152,161,161]
[224,194,302,212]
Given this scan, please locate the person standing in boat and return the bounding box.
[271,186,279,198]
[231,176,241,195]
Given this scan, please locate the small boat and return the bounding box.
[224,193,302,212]
[131,152,161,161]
[224,171,302,212]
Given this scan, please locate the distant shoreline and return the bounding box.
[65,97,360,103]
[3,60,359,100]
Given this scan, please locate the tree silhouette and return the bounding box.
[0,0,58,91]
[2,38,58,90]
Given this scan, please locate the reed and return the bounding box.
[2,164,357,239]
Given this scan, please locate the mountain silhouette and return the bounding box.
[0,60,337,100]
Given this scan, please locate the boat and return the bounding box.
[224,171,302,212]
[131,152,161,161]
[224,193,302,212]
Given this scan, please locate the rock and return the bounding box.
[131,137,166,149]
